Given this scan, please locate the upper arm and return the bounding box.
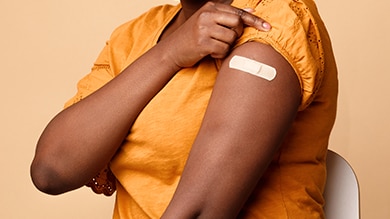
[162,41,301,218]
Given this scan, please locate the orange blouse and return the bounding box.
[65,0,338,218]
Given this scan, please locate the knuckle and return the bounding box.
[228,30,238,42]
[236,8,245,17]
[251,16,260,24]
[196,38,206,48]
[231,16,242,27]
[198,11,211,21]
[204,1,215,8]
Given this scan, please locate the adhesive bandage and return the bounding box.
[229,55,277,81]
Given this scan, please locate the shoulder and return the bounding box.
[232,0,331,110]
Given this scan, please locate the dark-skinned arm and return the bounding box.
[162,41,301,218]
[30,2,271,195]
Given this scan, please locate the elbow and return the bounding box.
[30,159,73,195]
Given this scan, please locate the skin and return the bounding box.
[161,41,300,218]
[31,0,301,218]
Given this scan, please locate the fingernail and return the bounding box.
[242,7,255,13]
[262,22,271,30]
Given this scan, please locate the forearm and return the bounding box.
[31,41,181,194]
[31,0,272,196]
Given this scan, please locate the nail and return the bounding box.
[242,7,256,13]
[262,22,271,30]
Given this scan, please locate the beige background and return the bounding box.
[1,0,388,218]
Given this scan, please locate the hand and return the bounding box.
[164,2,271,68]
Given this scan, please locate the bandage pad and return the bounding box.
[229,55,276,81]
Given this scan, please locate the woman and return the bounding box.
[31,0,338,218]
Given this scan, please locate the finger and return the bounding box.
[209,41,231,59]
[210,25,240,45]
[236,8,271,31]
[212,13,244,37]
[211,3,271,31]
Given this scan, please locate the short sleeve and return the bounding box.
[232,0,325,110]
[64,42,115,109]
[85,165,116,196]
